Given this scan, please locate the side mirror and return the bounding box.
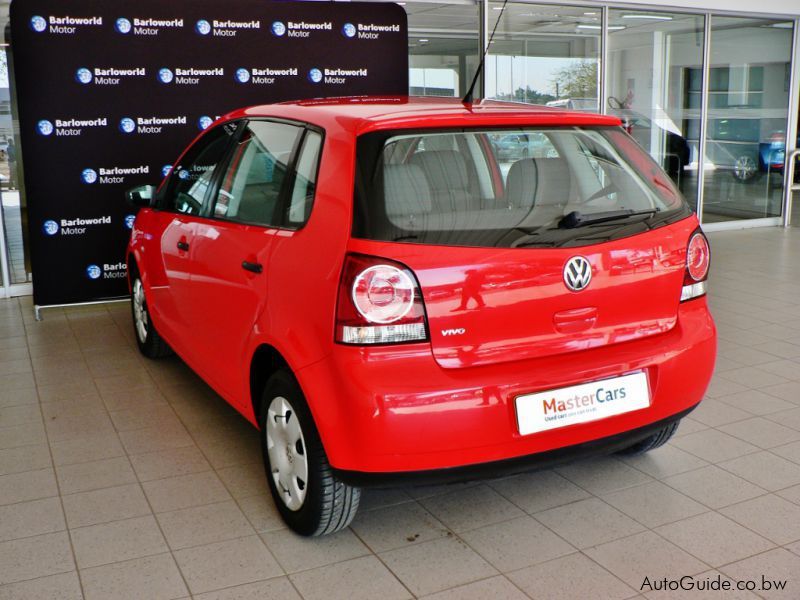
[126,185,157,208]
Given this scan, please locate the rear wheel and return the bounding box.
[616,421,679,456]
[259,371,360,536]
[131,273,173,359]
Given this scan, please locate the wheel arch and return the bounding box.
[249,343,292,425]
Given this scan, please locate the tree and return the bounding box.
[552,61,598,99]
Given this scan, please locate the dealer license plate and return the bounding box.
[515,372,650,436]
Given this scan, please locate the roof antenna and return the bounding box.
[462,0,508,105]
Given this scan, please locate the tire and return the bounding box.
[732,155,758,182]
[130,270,173,359]
[259,371,360,536]
[616,421,679,456]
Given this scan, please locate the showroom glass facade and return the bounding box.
[1,0,799,297]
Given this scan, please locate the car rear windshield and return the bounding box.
[353,127,691,248]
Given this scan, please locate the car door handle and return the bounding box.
[176,241,190,251]
[242,261,263,274]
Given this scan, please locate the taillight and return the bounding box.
[681,229,710,302]
[336,253,429,345]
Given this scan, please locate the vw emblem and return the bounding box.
[563,256,592,292]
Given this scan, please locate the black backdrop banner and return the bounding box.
[10,0,408,306]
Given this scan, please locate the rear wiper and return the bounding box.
[558,208,659,229]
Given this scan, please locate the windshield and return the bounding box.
[353,126,690,248]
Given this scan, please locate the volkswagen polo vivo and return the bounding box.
[126,97,716,536]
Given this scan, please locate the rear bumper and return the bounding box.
[298,297,715,474]
[332,403,697,487]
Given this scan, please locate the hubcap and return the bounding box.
[734,155,756,181]
[132,279,148,344]
[266,396,308,511]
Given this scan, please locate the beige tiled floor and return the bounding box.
[2,227,800,599]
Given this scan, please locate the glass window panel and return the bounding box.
[701,17,793,223]
[486,4,600,112]
[607,10,704,210]
[404,2,480,98]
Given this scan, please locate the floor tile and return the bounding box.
[419,484,525,533]
[216,462,268,499]
[380,536,498,597]
[0,531,74,585]
[488,469,591,514]
[671,429,760,463]
[619,444,708,478]
[460,515,574,572]
[193,577,301,600]
[507,552,634,600]
[0,497,65,542]
[718,390,796,416]
[81,553,188,600]
[718,417,800,449]
[720,494,800,545]
[534,497,645,549]
[62,483,152,528]
[50,433,126,467]
[290,555,411,600]
[157,500,256,550]
[719,549,800,600]
[142,471,232,513]
[56,456,136,495]
[236,494,286,533]
[419,576,528,600]
[585,531,708,588]
[0,443,52,476]
[663,465,767,508]
[71,515,169,568]
[349,500,449,553]
[118,422,195,455]
[601,481,708,528]
[556,456,653,495]
[0,422,46,450]
[173,535,282,594]
[129,445,211,482]
[261,527,369,574]
[0,571,82,600]
[655,512,774,567]
[0,467,57,505]
[718,451,800,491]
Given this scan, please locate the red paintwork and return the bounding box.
[128,96,716,474]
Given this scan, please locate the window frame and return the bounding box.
[202,117,326,231]
[156,119,245,215]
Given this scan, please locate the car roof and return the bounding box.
[225,95,622,136]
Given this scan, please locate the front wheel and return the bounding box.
[616,421,679,456]
[259,371,360,536]
[732,155,758,182]
[131,274,173,359]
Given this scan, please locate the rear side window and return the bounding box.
[353,127,689,248]
[213,121,303,226]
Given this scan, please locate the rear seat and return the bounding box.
[505,157,572,211]
[410,150,482,213]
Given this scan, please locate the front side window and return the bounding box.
[354,127,689,248]
[165,122,238,215]
[213,121,303,226]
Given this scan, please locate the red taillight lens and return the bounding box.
[681,229,709,302]
[336,254,429,345]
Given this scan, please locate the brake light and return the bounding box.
[681,229,710,302]
[336,254,429,344]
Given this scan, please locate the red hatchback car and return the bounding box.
[126,97,716,536]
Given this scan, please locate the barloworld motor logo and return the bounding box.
[76,68,93,85]
[162,165,172,177]
[235,68,251,84]
[119,118,136,134]
[125,215,136,229]
[196,19,212,35]
[87,265,102,280]
[308,68,323,84]
[30,15,48,32]
[158,68,174,84]
[271,21,286,36]
[43,220,59,236]
[82,168,98,184]
[198,116,214,130]
[342,23,356,38]
[116,17,132,34]
[37,120,54,136]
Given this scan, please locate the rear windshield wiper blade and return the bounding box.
[558,208,659,229]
